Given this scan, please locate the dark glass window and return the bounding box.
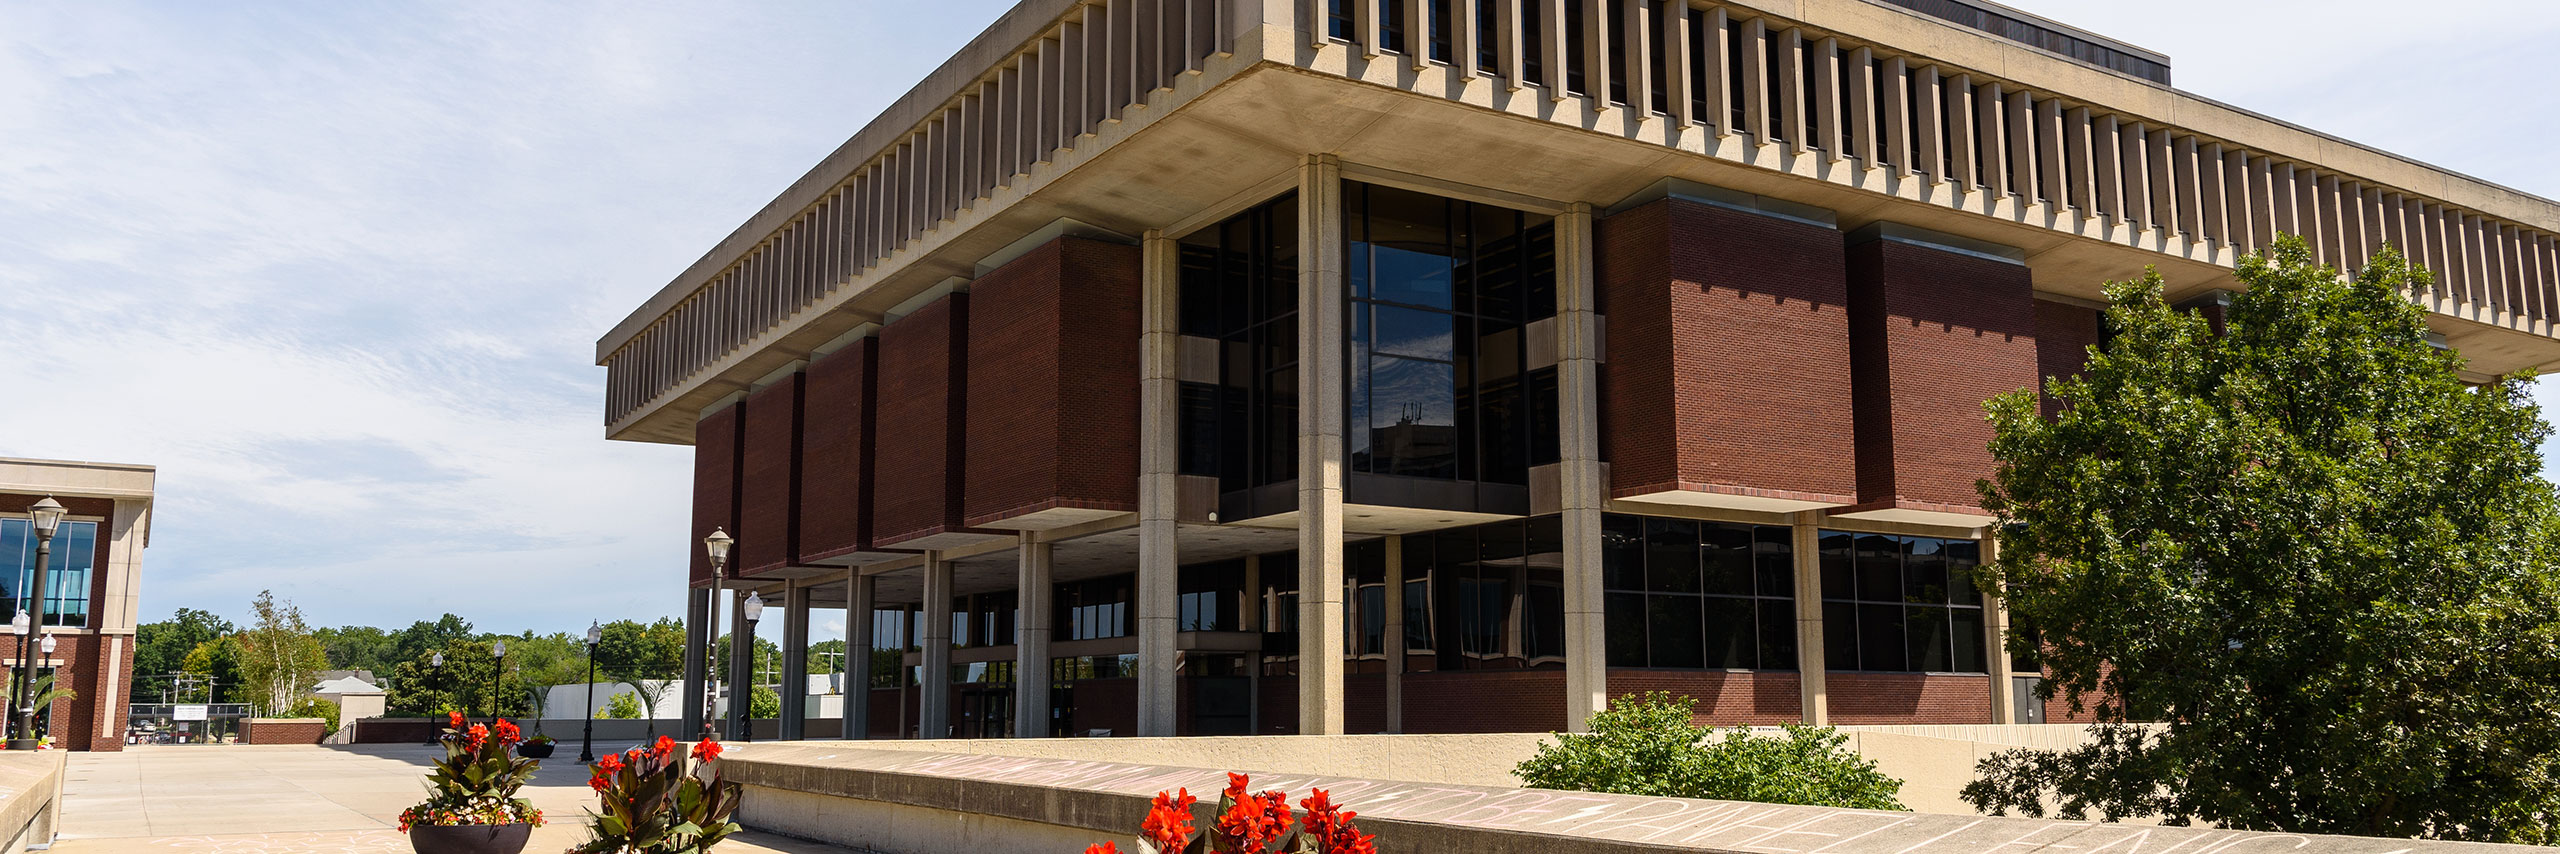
[0,519,92,627]
[1601,513,1796,670]
[1260,551,1299,676]
[1055,575,1134,641]
[1820,532,1988,672]
[1345,182,1553,486]
[951,591,1017,648]
[1178,194,1299,491]
[1327,0,1351,40]
[1562,0,1586,95]
[1410,517,1565,670]
[1180,560,1244,632]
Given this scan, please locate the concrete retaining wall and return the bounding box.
[0,753,63,854]
[719,744,2532,854]
[242,718,327,745]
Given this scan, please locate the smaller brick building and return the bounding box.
[0,458,152,752]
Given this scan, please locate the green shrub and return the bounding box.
[598,692,644,719]
[287,696,341,736]
[1514,692,1905,810]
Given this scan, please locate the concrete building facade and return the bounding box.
[0,458,153,751]
[597,0,2560,740]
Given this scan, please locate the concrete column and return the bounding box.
[1554,201,1609,733]
[681,586,708,737]
[1135,228,1182,737]
[726,591,753,738]
[1015,535,1055,738]
[1792,514,1830,725]
[845,571,874,740]
[779,582,811,740]
[1982,530,2017,724]
[1242,554,1261,734]
[919,553,953,738]
[1295,153,1348,736]
[1382,535,1404,734]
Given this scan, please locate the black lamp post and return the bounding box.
[736,591,763,742]
[701,529,732,740]
[579,620,601,763]
[10,497,65,751]
[489,639,508,725]
[424,651,445,746]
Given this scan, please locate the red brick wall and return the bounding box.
[1256,676,1297,735]
[1845,240,2039,511]
[963,237,1143,527]
[349,717,439,744]
[873,294,969,546]
[1599,199,1856,504]
[738,373,805,575]
[2033,301,2102,420]
[1343,673,1387,734]
[1825,672,1992,725]
[1401,669,1566,734]
[1607,669,1802,725]
[244,719,327,745]
[692,406,743,585]
[801,338,879,562]
[1061,678,1137,737]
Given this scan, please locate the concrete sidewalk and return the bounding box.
[50,743,858,853]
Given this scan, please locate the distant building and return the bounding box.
[2,457,153,751]
[596,0,2560,740]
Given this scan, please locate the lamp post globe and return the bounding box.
[488,640,507,725]
[579,620,601,764]
[9,499,64,751]
[422,650,447,746]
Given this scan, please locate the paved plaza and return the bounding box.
[49,743,858,854]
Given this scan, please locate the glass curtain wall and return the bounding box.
[1819,533,1988,673]
[1178,194,1299,493]
[1345,181,1557,487]
[0,519,93,627]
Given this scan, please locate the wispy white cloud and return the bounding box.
[0,1,1006,639]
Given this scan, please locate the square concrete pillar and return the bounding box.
[919,553,953,738]
[779,583,811,740]
[1555,201,1610,733]
[845,571,874,740]
[1381,535,1404,733]
[1135,229,1181,737]
[1982,530,2017,723]
[1015,536,1056,737]
[1296,154,1348,736]
[681,586,708,738]
[1791,514,1829,726]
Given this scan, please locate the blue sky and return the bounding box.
[2,1,2555,646]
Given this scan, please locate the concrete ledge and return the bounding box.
[721,744,2533,854]
[0,752,64,854]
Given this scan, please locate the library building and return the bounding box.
[595,0,2560,740]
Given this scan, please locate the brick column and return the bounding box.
[1556,201,1608,733]
[845,570,873,740]
[1015,536,1055,737]
[1136,229,1182,737]
[1296,154,1347,736]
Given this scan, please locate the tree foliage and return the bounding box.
[178,635,244,703]
[388,639,536,719]
[135,608,233,690]
[599,691,645,719]
[313,624,397,676]
[1964,237,2560,842]
[1514,692,1904,810]
[238,590,328,713]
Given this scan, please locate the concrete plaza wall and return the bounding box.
[719,744,2532,854]
[786,724,2107,816]
[0,752,64,854]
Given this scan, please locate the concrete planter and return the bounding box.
[407,823,530,854]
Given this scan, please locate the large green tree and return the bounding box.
[313,625,396,676]
[385,638,534,719]
[1964,237,2560,842]
[134,608,233,699]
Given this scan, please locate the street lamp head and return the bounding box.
[703,528,734,568]
[8,612,24,634]
[430,651,445,667]
[585,620,603,646]
[492,639,507,658]
[741,590,765,623]
[25,498,64,539]
[38,635,53,655]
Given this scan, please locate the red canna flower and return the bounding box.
[463,724,488,752]
[1084,844,1120,854]
[651,735,678,758]
[1298,789,1373,854]
[446,711,464,730]
[691,739,724,762]
[492,719,521,746]
[1222,772,1250,803]
[1140,788,1198,850]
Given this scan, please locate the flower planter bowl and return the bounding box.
[517,741,554,759]
[408,823,531,854]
